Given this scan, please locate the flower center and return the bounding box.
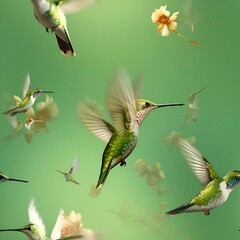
[159,15,169,25]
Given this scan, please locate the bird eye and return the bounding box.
[145,102,150,108]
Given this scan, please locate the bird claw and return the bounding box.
[204,210,210,216]
[120,160,126,167]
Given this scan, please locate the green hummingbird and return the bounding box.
[79,70,184,189]
[0,171,28,183]
[3,73,53,116]
[166,136,240,216]
[57,158,80,185]
[182,87,206,128]
[0,200,82,240]
[30,0,95,56]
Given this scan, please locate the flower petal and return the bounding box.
[170,11,179,21]
[169,21,177,31]
[160,5,170,17]
[156,23,164,32]
[151,10,161,23]
[161,25,169,37]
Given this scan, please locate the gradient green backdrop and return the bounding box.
[1,0,240,239]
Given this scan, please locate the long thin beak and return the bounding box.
[57,170,64,174]
[157,103,185,108]
[0,228,21,232]
[8,178,29,183]
[196,87,206,94]
[42,90,54,94]
[35,120,44,123]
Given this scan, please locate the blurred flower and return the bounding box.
[151,5,179,36]
[52,210,98,240]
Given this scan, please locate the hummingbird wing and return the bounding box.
[59,0,95,14]
[22,73,31,98]
[78,97,114,143]
[107,70,137,137]
[28,199,46,236]
[50,209,64,240]
[69,158,78,175]
[7,115,19,129]
[177,136,219,185]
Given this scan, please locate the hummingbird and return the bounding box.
[57,158,80,185]
[166,136,240,216]
[30,0,95,56]
[78,70,184,188]
[0,171,28,183]
[182,87,206,128]
[3,73,53,116]
[2,115,44,142]
[0,200,82,240]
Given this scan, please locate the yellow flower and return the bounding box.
[151,5,179,37]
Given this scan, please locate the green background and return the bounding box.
[1,0,240,239]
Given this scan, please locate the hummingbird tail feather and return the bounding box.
[165,203,195,215]
[3,107,22,116]
[55,33,75,56]
[96,162,112,189]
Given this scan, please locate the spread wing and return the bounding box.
[59,0,95,14]
[23,73,31,98]
[176,136,219,185]
[69,158,78,175]
[28,199,46,236]
[50,209,64,240]
[78,97,114,143]
[107,70,137,137]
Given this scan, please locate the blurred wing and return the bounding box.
[7,115,18,129]
[132,74,143,101]
[35,95,59,121]
[78,97,114,143]
[60,0,95,14]
[23,73,30,98]
[69,158,78,175]
[28,199,46,236]
[177,137,219,185]
[107,70,137,137]
[50,209,64,240]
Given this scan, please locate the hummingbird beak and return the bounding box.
[42,90,54,94]
[35,120,44,123]
[156,103,185,108]
[196,87,206,94]
[8,178,29,183]
[57,170,64,174]
[0,228,22,232]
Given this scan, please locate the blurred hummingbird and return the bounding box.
[182,87,206,128]
[79,70,184,188]
[166,136,240,216]
[0,171,28,183]
[57,158,80,185]
[3,73,53,116]
[0,200,82,240]
[30,0,95,56]
[2,116,43,142]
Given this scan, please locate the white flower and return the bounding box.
[151,5,179,36]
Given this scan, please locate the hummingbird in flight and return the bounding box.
[57,158,80,185]
[182,87,206,128]
[2,115,43,142]
[3,73,53,116]
[30,0,95,56]
[166,136,240,216]
[0,200,82,240]
[79,70,184,189]
[0,171,28,183]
